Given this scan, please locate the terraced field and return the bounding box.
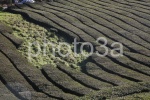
[0,0,150,99]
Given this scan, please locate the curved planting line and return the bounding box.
[54,0,150,57]
[74,0,150,43]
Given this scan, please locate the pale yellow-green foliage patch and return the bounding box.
[0,12,88,69]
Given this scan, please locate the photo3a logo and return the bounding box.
[28,37,123,61]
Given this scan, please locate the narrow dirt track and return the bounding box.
[1,0,150,99]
